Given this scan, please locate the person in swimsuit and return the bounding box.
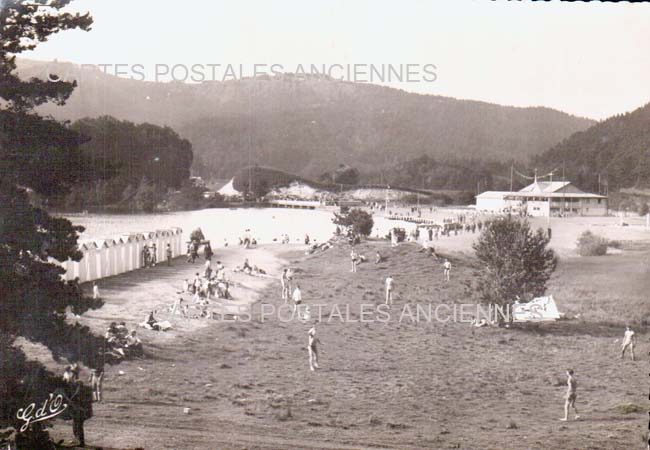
[443,259,451,282]
[560,369,580,421]
[280,268,290,302]
[385,275,394,305]
[620,326,636,361]
[292,284,302,313]
[307,324,321,371]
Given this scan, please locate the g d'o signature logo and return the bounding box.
[16,393,68,432]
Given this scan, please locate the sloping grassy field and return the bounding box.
[48,239,648,449]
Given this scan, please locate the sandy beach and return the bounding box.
[74,243,289,340]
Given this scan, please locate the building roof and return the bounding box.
[505,192,607,199]
[513,181,605,198]
[475,191,509,199]
[476,181,606,201]
[518,181,571,194]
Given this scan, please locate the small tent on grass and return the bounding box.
[512,296,561,322]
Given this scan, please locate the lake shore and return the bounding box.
[74,243,293,340]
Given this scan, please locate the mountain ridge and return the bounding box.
[18,58,595,179]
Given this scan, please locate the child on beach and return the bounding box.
[560,369,580,421]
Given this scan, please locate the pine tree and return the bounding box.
[1,1,101,445]
[472,216,557,313]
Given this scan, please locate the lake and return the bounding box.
[64,207,408,245]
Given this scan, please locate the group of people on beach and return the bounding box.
[104,321,143,359]
[142,243,174,268]
[176,263,233,318]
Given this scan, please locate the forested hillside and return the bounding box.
[534,102,650,193]
[17,59,594,180]
[62,116,193,211]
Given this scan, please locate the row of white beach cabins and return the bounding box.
[56,228,184,283]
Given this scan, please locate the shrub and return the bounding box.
[576,230,608,256]
[332,208,374,237]
[473,216,557,312]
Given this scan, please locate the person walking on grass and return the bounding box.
[307,324,321,371]
[292,283,302,313]
[443,259,451,282]
[350,249,358,273]
[620,326,636,361]
[280,268,290,302]
[560,369,580,421]
[89,368,103,403]
[385,275,394,305]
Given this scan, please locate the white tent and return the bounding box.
[512,296,561,322]
[218,178,242,197]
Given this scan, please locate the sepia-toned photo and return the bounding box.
[1,1,649,449]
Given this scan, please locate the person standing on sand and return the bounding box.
[443,259,451,282]
[385,275,394,305]
[92,282,100,300]
[166,243,172,266]
[307,324,321,371]
[151,244,157,266]
[560,369,580,421]
[204,258,212,278]
[193,273,201,295]
[292,284,302,313]
[620,326,636,361]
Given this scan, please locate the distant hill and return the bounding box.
[231,165,475,205]
[533,102,650,193]
[19,58,594,180]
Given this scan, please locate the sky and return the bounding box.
[22,0,650,120]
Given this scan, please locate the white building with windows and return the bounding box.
[476,181,607,217]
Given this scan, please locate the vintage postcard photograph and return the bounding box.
[1,1,649,449]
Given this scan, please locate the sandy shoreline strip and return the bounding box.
[76,243,295,341]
